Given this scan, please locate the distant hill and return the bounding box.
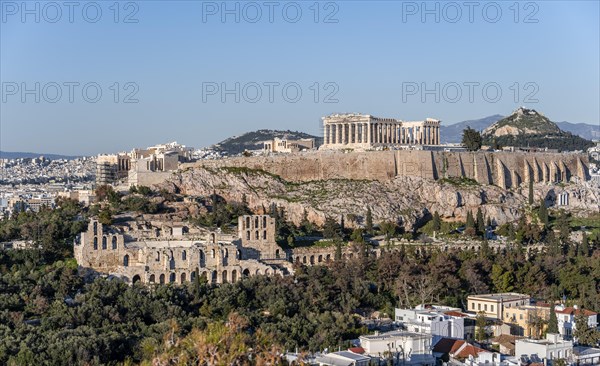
[211,129,322,155]
[442,114,599,143]
[441,115,503,143]
[481,107,594,151]
[0,151,80,160]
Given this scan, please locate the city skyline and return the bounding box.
[1,1,599,155]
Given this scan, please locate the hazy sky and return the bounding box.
[1,0,599,155]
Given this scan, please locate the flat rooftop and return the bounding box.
[468,293,529,302]
[359,330,430,341]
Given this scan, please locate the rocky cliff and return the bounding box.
[160,166,529,231]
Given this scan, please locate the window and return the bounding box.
[263,216,267,227]
[93,237,98,250]
[112,236,117,249]
[472,303,475,310]
[93,222,97,235]
[491,305,494,312]
[255,230,259,240]
[102,236,107,250]
[182,250,187,261]
[484,304,488,311]
[263,230,266,240]
[478,304,481,311]
[123,255,129,267]
[156,251,160,261]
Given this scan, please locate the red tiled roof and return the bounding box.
[453,344,487,359]
[444,311,469,318]
[433,338,465,354]
[555,307,597,316]
[348,347,365,354]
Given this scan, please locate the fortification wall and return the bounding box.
[184,150,588,188]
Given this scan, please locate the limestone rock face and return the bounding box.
[159,167,535,231]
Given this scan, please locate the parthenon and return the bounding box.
[321,113,441,149]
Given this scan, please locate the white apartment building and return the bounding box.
[554,305,598,340]
[515,333,573,364]
[395,305,467,342]
[358,330,435,366]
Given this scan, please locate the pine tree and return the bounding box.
[538,198,549,228]
[366,207,373,235]
[432,211,441,232]
[548,305,559,333]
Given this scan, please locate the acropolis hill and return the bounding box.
[183,149,589,189]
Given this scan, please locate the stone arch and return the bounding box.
[169,273,176,283]
[263,216,267,227]
[231,270,237,282]
[199,250,205,266]
[255,216,259,227]
[263,230,267,240]
[302,256,307,264]
[93,221,98,235]
[318,255,323,263]
[182,250,187,261]
[246,217,250,228]
[265,268,271,275]
[112,236,117,249]
[243,268,250,277]
[326,254,331,262]
[255,230,259,240]
[255,269,261,275]
[310,255,315,265]
[123,254,129,267]
[93,237,98,250]
[149,274,155,283]
[276,249,281,259]
[191,271,196,281]
[180,272,186,283]
[221,270,228,283]
[211,270,217,284]
[159,274,165,284]
[102,236,107,250]
[132,274,141,283]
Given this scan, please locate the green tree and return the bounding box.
[462,127,482,151]
[475,312,488,342]
[476,208,485,236]
[431,211,441,232]
[528,179,534,205]
[98,206,112,226]
[547,305,559,333]
[579,234,589,257]
[365,207,374,235]
[538,199,549,228]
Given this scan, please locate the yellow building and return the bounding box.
[467,293,530,319]
[502,305,550,338]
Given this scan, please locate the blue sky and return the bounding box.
[1,0,599,155]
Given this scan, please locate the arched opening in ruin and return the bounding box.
[326,254,331,262]
[210,233,216,243]
[310,255,314,265]
[149,274,155,283]
[102,236,107,250]
[93,237,98,250]
[222,270,228,283]
[243,268,250,277]
[123,255,129,267]
[302,256,307,264]
[180,272,186,283]
[265,268,270,275]
[191,271,196,281]
[132,275,141,283]
[263,230,267,240]
[276,249,280,259]
[112,236,117,249]
[93,221,98,235]
[246,217,250,228]
[255,230,259,240]
[318,255,323,263]
[231,270,237,282]
[159,274,165,284]
[169,273,176,283]
[263,216,267,227]
[182,250,187,261]
[211,271,217,284]
[255,217,259,227]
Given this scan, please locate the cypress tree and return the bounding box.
[476,208,485,235]
[538,198,549,228]
[548,305,559,333]
[432,211,441,232]
[466,210,475,229]
[366,207,373,235]
[528,179,534,205]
